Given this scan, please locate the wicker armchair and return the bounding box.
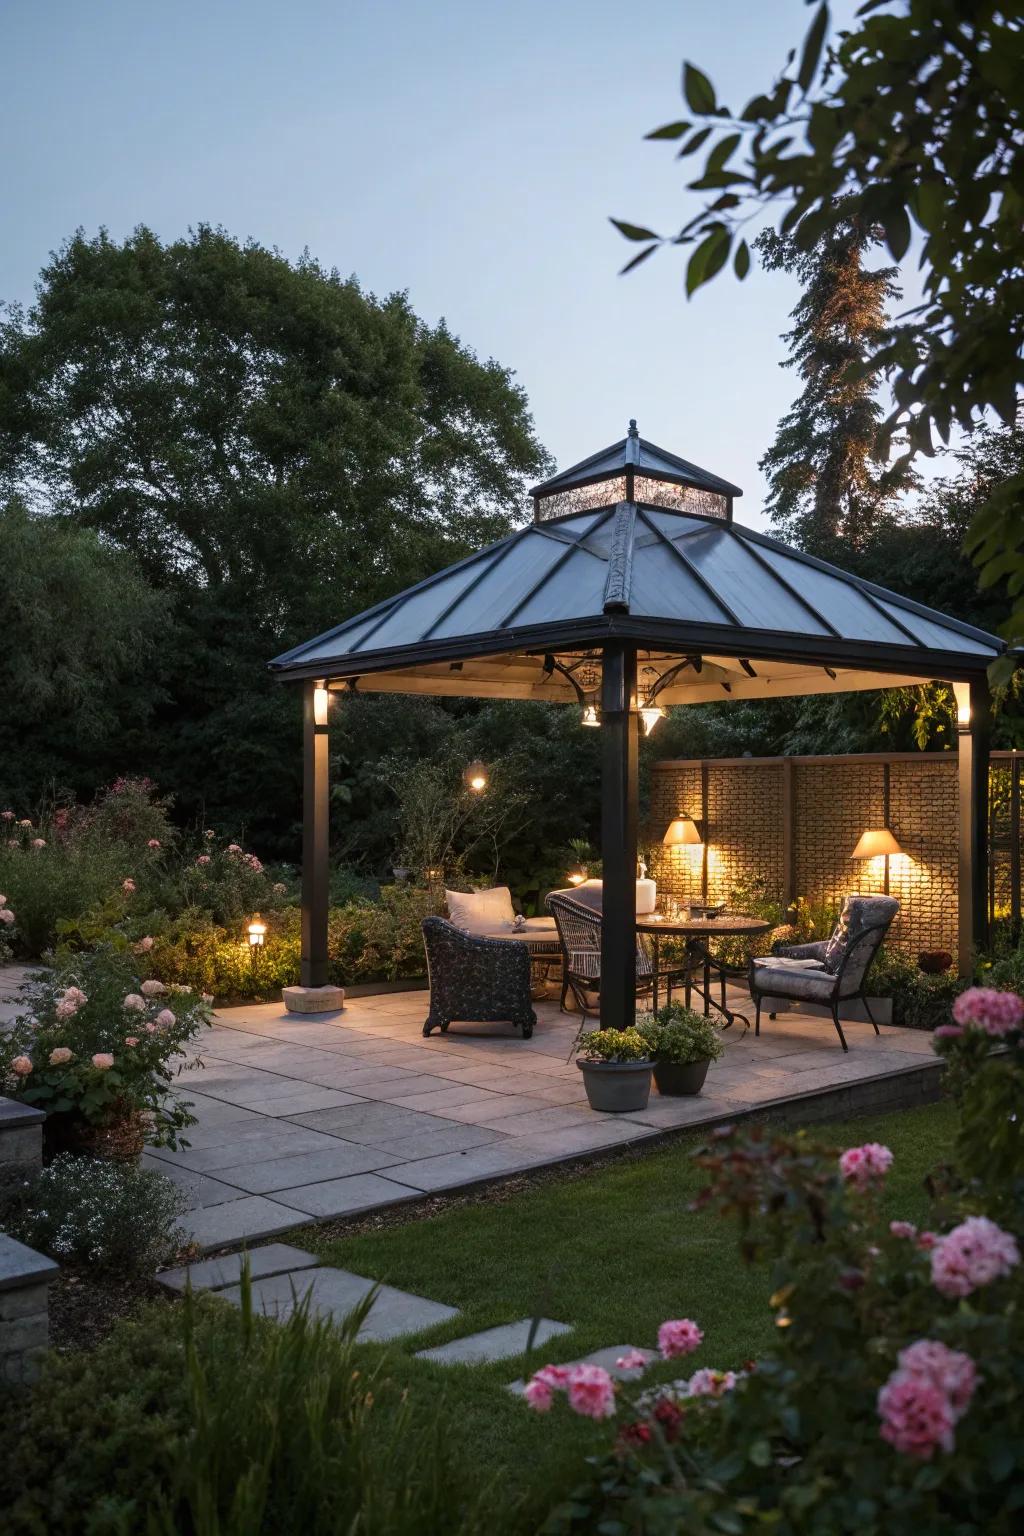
[421,917,536,1039]
[748,893,899,1051]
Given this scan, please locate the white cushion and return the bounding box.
[752,956,826,970]
[445,886,516,934]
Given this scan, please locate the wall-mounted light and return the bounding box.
[580,703,601,728]
[313,685,330,727]
[464,760,488,793]
[247,913,267,948]
[953,682,971,728]
[663,815,703,848]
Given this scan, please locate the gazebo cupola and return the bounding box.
[530,418,743,524]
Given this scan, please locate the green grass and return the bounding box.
[307,1098,956,1529]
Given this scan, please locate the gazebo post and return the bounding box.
[955,677,992,976]
[290,678,338,1009]
[600,643,638,1031]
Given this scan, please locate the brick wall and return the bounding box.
[647,752,1002,958]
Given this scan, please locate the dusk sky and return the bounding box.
[2,0,901,529]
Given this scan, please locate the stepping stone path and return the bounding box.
[416,1317,572,1366]
[157,1243,458,1343]
[507,1343,657,1395]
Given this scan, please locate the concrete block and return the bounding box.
[283,986,346,1015]
[158,1243,321,1293]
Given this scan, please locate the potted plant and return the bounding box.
[637,1001,724,1096]
[575,1027,653,1113]
[0,945,212,1162]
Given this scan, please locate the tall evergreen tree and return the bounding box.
[756,218,915,555]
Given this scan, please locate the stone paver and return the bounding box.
[210,1143,407,1194]
[416,1317,572,1366]
[271,1171,421,1217]
[220,1265,459,1340]
[181,1195,302,1249]
[508,1344,657,1394]
[157,1242,320,1293]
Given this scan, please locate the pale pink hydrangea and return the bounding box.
[523,1364,571,1412]
[889,1220,917,1240]
[615,1349,650,1372]
[896,1340,976,1419]
[134,936,154,953]
[141,979,166,996]
[952,986,1024,1037]
[55,998,78,1019]
[122,878,136,894]
[0,810,13,820]
[877,1372,955,1459]
[48,1047,73,1066]
[566,1364,616,1419]
[31,838,46,850]
[272,882,286,895]
[227,843,243,856]
[145,1021,158,1033]
[196,854,212,867]
[10,1055,33,1076]
[155,1008,176,1028]
[839,1142,893,1190]
[124,1036,139,1047]
[91,1053,114,1070]
[147,838,161,849]
[18,819,32,828]
[930,1216,1020,1298]
[658,1318,704,1359]
[245,854,263,872]
[0,893,7,904]
[0,908,15,926]
[685,1368,737,1398]
[123,993,146,1011]
[64,987,87,1005]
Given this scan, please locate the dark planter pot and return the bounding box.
[576,1058,652,1113]
[652,1058,711,1097]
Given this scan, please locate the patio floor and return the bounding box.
[137,984,943,1252]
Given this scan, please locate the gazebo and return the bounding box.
[270,421,1003,1018]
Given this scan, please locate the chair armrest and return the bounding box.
[774,940,829,961]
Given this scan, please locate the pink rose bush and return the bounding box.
[838,1141,893,1190]
[930,1216,1020,1299]
[877,1340,977,1459]
[951,986,1024,1037]
[526,1319,705,1429]
[658,1318,704,1358]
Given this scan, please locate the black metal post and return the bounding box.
[957,677,992,975]
[301,680,330,988]
[600,643,638,1031]
[1012,753,1021,947]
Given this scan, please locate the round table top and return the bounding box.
[636,911,772,939]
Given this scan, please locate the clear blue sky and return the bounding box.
[3,0,887,529]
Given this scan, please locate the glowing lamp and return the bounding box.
[639,705,666,736]
[464,760,488,793]
[247,914,267,948]
[580,704,601,728]
[567,869,587,886]
[851,828,903,860]
[313,686,330,727]
[663,815,702,848]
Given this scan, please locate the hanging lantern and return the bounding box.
[580,703,601,728]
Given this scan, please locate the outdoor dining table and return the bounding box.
[635,911,772,1029]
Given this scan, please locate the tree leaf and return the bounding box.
[683,62,717,115]
[797,4,829,94]
[644,120,691,141]
[610,220,659,243]
[677,125,713,158]
[733,240,751,279]
[686,227,730,297]
[619,244,659,276]
[883,204,912,261]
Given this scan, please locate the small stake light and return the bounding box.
[464,760,488,793]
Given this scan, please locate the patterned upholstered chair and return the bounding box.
[748,893,900,1052]
[546,889,656,1020]
[421,916,536,1039]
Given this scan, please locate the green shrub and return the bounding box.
[8,1155,188,1277]
[870,946,965,1029]
[577,1027,651,1062]
[0,1278,488,1536]
[636,1001,725,1064]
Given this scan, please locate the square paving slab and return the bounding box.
[416,1317,572,1366]
[219,1265,459,1340]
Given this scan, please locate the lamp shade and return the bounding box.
[851,828,902,860]
[663,815,702,847]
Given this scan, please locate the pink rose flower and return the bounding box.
[124,1036,139,1047]
[31,837,46,850]
[10,1055,33,1076]
[952,986,1024,1037]
[658,1318,704,1359]
[155,1008,176,1028]
[931,1216,1020,1298]
[145,1021,158,1032]
[877,1372,955,1459]
[227,843,243,855]
[141,979,166,996]
[204,828,216,839]
[18,819,32,828]
[524,1377,554,1411]
[917,1231,938,1251]
[686,1368,737,1398]
[245,854,264,873]
[91,1053,114,1070]
[0,894,7,905]
[147,838,161,849]
[889,1220,917,1240]
[0,810,13,820]
[196,854,212,866]
[64,987,87,1004]
[55,998,78,1019]
[123,993,146,1011]
[615,1349,650,1372]
[49,1047,73,1065]
[0,908,15,925]
[839,1142,893,1190]
[566,1364,616,1420]
[122,878,136,894]
[896,1340,976,1420]
[134,936,154,953]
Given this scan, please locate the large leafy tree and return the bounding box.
[0,228,550,850]
[756,215,914,554]
[616,0,1023,666]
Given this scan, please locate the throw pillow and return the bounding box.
[445,886,516,934]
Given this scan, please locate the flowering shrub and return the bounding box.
[0,946,211,1149]
[0,891,15,964]
[576,1028,651,1063]
[8,1154,188,1276]
[541,990,1024,1534]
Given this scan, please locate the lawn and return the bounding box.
[307,1097,956,1530]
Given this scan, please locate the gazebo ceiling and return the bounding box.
[270,497,1002,699]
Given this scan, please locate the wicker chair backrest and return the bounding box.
[546,892,652,979]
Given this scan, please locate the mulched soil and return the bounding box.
[47,1267,175,1355]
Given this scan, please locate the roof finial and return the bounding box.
[628,418,638,438]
